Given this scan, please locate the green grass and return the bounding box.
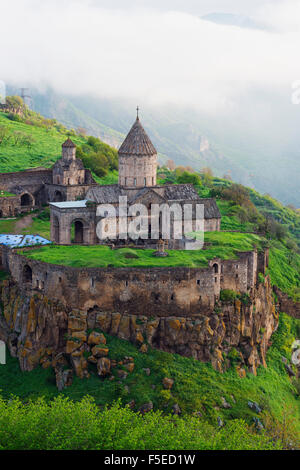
[0,191,16,197]
[0,313,299,436]
[0,112,85,172]
[19,232,263,268]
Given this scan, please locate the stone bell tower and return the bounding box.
[62,137,76,161]
[118,109,157,188]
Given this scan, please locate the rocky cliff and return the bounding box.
[0,276,278,384]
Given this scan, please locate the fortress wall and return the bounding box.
[6,249,260,317]
[0,195,20,217]
[0,169,52,190]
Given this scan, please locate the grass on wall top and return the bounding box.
[19,232,264,268]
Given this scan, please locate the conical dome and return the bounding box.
[118,118,157,157]
[62,138,76,148]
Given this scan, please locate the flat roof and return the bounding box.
[0,234,52,248]
[50,200,88,209]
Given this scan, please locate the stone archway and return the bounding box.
[213,263,219,274]
[22,264,32,284]
[20,193,33,207]
[71,220,84,244]
[54,190,63,202]
[53,216,60,244]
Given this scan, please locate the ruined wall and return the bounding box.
[6,249,260,316]
[0,195,20,217]
[46,184,94,203]
[119,154,157,188]
[50,206,97,244]
[274,287,300,319]
[0,275,278,377]
[0,169,52,191]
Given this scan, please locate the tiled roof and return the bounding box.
[50,200,88,209]
[62,138,76,148]
[118,118,157,157]
[0,234,51,248]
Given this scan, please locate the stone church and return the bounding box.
[0,138,96,217]
[50,115,221,248]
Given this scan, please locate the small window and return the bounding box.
[41,281,44,289]
[59,277,62,283]
[36,280,39,288]
[236,274,239,279]
[125,280,128,287]
[134,178,137,186]
[215,277,218,283]
[144,177,147,186]
[91,278,95,288]
[170,294,174,301]
[197,279,200,285]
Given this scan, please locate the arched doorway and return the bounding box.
[54,191,63,202]
[213,263,219,274]
[53,216,60,244]
[71,220,84,244]
[22,265,32,284]
[21,193,33,207]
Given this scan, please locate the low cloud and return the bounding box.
[1,0,300,112]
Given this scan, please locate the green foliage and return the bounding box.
[20,232,263,268]
[220,290,238,303]
[176,171,202,187]
[0,313,299,449]
[0,395,282,450]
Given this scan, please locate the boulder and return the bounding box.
[88,331,106,346]
[117,369,128,380]
[139,402,153,415]
[97,357,111,377]
[124,362,135,373]
[139,344,148,353]
[172,404,181,415]
[248,401,262,414]
[221,397,232,409]
[162,377,174,390]
[91,346,109,357]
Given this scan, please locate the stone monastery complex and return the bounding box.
[0,114,275,377]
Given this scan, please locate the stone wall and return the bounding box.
[119,154,157,188]
[0,274,278,376]
[0,169,52,191]
[0,195,20,217]
[6,249,262,316]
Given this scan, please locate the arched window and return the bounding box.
[213,263,219,274]
[71,220,84,244]
[20,193,33,207]
[22,265,32,284]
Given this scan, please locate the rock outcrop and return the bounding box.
[0,276,278,379]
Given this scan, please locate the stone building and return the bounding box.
[50,116,221,247]
[0,139,96,217]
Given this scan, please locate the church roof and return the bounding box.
[62,138,76,148]
[118,117,157,157]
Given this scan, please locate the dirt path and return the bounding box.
[14,213,34,232]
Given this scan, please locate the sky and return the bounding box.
[1,0,300,111]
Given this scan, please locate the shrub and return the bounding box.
[220,290,238,303]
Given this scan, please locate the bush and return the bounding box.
[220,290,238,303]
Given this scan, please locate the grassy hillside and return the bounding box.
[0,111,86,172]
[21,232,264,268]
[0,313,299,449]
[0,109,300,449]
